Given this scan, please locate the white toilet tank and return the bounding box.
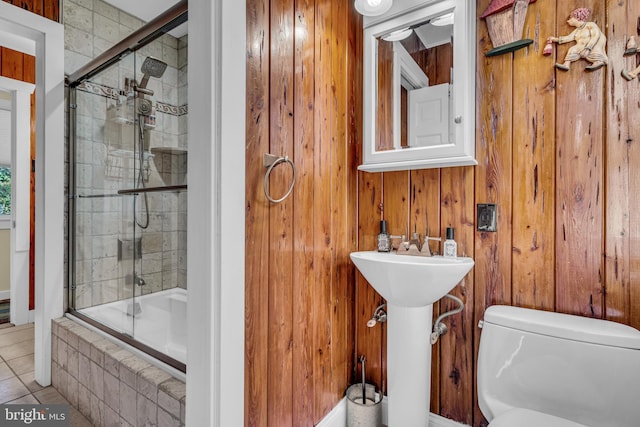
[477,305,640,427]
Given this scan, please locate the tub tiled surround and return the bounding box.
[52,317,186,426]
[65,0,189,311]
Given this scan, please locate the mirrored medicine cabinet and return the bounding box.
[360,0,477,172]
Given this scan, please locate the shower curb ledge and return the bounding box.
[317,396,471,427]
[51,316,186,427]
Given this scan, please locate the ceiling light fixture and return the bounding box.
[354,0,393,17]
[382,28,413,42]
[431,12,454,26]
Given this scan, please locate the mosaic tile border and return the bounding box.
[77,81,188,117]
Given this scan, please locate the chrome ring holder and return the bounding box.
[263,153,296,203]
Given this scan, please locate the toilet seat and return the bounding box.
[488,408,588,427]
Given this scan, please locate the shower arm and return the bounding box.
[134,78,154,97]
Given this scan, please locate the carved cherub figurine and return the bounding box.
[548,8,608,71]
[621,64,640,80]
[622,37,640,80]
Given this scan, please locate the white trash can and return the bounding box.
[346,383,382,427]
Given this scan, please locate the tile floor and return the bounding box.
[0,322,93,426]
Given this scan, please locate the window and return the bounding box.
[0,104,10,217]
[0,166,9,215]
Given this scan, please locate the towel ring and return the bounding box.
[263,154,296,203]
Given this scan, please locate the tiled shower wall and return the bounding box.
[52,317,186,426]
[65,0,188,310]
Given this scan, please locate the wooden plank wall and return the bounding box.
[246,0,640,425]
[245,0,360,425]
[355,1,640,426]
[1,0,60,311]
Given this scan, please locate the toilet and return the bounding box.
[477,305,640,427]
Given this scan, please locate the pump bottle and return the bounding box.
[443,227,457,257]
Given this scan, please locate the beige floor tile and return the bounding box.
[69,407,95,427]
[0,325,93,426]
[0,376,30,403]
[34,386,69,405]
[0,327,35,347]
[0,339,34,361]
[0,361,15,381]
[7,394,39,404]
[19,371,45,393]
[0,324,33,335]
[7,353,35,375]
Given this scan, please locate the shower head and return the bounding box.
[136,57,168,94]
[141,57,167,79]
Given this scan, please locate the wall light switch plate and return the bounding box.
[477,203,497,232]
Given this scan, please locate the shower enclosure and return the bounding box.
[67,2,188,371]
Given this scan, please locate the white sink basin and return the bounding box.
[350,251,474,307]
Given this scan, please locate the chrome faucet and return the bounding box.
[134,272,146,286]
[421,234,442,256]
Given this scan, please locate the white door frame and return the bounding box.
[187,0,245,424]
[0,3,64,386]
[0,76,35,326]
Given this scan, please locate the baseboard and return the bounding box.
[429,411,471,427]
[315,397,347,427]
[317,396,471,427]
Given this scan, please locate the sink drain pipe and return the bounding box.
[430,294,464,344]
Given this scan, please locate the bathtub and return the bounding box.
[80,287,187,365]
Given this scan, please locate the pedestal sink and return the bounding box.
[350,251,474,427]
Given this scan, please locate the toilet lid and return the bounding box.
[489,408,588,427]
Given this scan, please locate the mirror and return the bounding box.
[360,0,476,172]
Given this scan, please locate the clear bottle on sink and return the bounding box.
[443,227,457,257]
[377,220,391,252]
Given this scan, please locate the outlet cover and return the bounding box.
[477,203,497,232]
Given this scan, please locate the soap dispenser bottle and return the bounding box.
[377,220,391,252]
[443,227,457,257]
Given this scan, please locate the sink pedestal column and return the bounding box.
[387,303,433,426]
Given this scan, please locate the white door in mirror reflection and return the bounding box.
[408,83,450,148]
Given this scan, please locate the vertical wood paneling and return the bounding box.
[247,0,640,425]
[245,0,270,424]
[554,0,605,318]
[380,170,409,393]
[605,0,632,324]
[267,0,295,424]
[383,172,409,237]
[29,0,43,18]
[511,1,556,310]
[473,1,513,423]
[246,0,360,425]
[355,171,385,392]
[312,0,336,421]
[377,40,394,151]
[291,0,315,424]
[629,7,640,331]
[409,169,441,412]
[346,0,361,391]
[438,166,475,425]
[43,0,58,21]
[329,0,353,409]
[1,47,25,80]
